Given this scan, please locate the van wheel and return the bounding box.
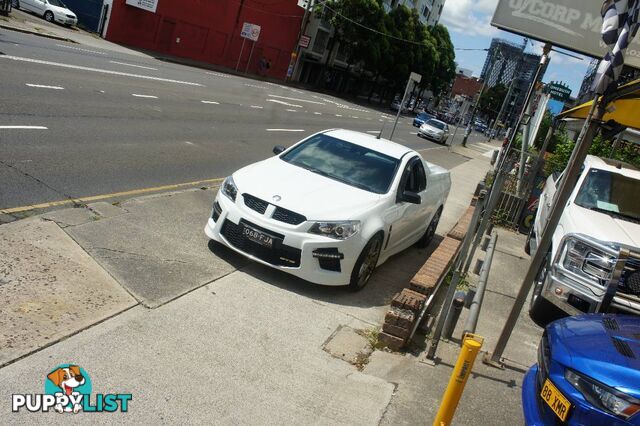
[349,234,383,292]
[529,254,561,327]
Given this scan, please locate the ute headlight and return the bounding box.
[565,369,640,419]
[561,237,615,283]
[308,221,360,240]
[221,176,238,202]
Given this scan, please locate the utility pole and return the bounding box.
[288,0,314,81]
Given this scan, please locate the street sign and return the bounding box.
[546,81,572,102]
[125,0,158,13]
[299,35,311,49]
[410,72,422,83]
[491,0,640,69]
[240,22,261,42]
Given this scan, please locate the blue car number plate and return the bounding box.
[243,225,274,248]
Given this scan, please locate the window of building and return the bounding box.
[313,29,330,54]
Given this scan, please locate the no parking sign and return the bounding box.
[240,23,261,42]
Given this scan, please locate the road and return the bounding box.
[0,29,493,211]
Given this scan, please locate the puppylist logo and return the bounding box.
[12,364,132,413]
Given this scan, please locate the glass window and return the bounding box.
[402,158,426,193]
[425,119,445,130]
[574,168,640,223]
[280,134,400,194]
[313,29,330,54]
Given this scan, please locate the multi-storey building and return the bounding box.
[480,38,547,127]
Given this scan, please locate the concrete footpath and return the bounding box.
[0,143,547,424]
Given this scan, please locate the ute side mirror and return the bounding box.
[400,191,421,204]
[273,145,285,155]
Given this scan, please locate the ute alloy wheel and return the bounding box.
[349,234,383,291]
[417,207,442,248]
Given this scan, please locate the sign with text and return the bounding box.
[299,35,311,48]
[546,81,572,102]
[240,22,261,42]
[491,0,640,69]
[125,0,158,13]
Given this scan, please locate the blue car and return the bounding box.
[523,314,640,425]
[413,112,434,127]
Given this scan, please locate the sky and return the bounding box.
[439,0,593,97]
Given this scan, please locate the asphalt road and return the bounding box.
[0,29,491,211]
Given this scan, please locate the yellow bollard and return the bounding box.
[433,334,484,426]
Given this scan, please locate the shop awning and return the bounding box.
[559,79,640,130]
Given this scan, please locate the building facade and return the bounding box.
[386,0,446,26]
[480,38,547,127]
[104,0,303,79]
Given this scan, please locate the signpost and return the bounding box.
[236,22,261,72]
[125,0,158,13]
[389,72,421,141]
[491,0,640,69]
[546,81,572,102]
[299,35,311,49]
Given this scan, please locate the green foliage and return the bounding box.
[316,0,456,96]
[478,84,507,120]
[543,132,640,176]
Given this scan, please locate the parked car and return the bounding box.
[523,314,640,425]
[413,112,434,127]
[204,129,451,291]
[12,0,77,26]
[528,156,640,326]
[418,119,450,144]
[390,98,408,113]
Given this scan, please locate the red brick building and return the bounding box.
[451,73,483,99]
[105,0,303,79]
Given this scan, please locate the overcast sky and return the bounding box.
[440,0,593,97]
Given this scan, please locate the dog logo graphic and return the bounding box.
[45,364,92,413]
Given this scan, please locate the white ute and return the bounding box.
[528,155,640,325]
[205,129,451,291]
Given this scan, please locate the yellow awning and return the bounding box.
[559,79,640,130]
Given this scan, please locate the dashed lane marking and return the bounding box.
[132,94,158,98]
[201,100,220,104]
[25,84,64,90]
[266,129,305,132]
[266,99,302,107]
[0,55,204,86]
[55,44,106,55]
[109,60,158,70]
[267,94,324,105]
[0,126,48,130]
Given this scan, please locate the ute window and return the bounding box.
[401,158,427,193]
[574,168,640,223]
[280,133,400,194]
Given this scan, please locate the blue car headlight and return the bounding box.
[221,176,238,202]
[565,369,640,419]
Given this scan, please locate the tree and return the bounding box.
[478,84,507,120]
[427,24,456,101]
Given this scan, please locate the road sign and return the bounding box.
[410,72,422,83]
[491,0,640,69]
[240,22,261,42]
[125,0,158,13]
[299,35,311,49]
[546,81,572,102]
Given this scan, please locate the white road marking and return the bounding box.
[0,126,48,129]
[351,116,359,119]
[267,94,324,105]
[56,44,106,55]
[0,56,204,86]
[417,146,447,152]
[132,94,158,98]
[477,142,499,149]
[285,109,297,112]
[266,129,305,132]
[483,149,498,158]
[250,105,263,109]
[410,132,418,135]
[184,141,194,145]
[245,83,267,89]
[109,60,158,70]
[201,100,220,104]
[335,114,343,117]
[366,131,380,133]
[25,83,64,90]
[313,112,322,115]
[206,71,231,78]
[266,99,302,108]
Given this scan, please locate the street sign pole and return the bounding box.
[236,38,246,71]
[288,0,314,81]
[390,72,421,141]
[245,40,256,74]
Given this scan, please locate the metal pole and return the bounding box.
[463,233,498,336]
[517,100,533,194]
[426,191,485,361]
[235,38,246,71]
[448,99,469,151]
[244,40,256,74]
[484,92,607,368]
[464,43,552,273]
[390,78,412,141]
[443,292,466,341]
[289,0,314,81]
